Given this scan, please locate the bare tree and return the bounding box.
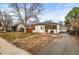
[0,10,13,32]
[9,3,43,32]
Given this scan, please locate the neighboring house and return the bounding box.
[32,21,64,34]
[11,23,32,32]
[11,23,25,32]
[60,26,67,32]
[17,23,26,32]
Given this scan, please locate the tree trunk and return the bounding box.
[3,26,7,32]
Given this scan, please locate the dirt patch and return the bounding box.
[12,34,53,54]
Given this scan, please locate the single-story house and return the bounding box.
[32,21,64,34]
[10,21,67,34]
[11,23,32,32]
[60,26,67,32]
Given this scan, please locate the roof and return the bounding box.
[11,21,63,27]
[32,21,62,26]
[11,22,32,27]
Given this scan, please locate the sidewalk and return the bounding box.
[0,38,31,55]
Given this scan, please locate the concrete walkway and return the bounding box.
[35,34,79,55]
[0,38,31,55]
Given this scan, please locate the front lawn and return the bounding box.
[0,32,36,41]
[0,32,53,54]
[13,34,53,54]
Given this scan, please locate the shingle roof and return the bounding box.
[33,21,61,26]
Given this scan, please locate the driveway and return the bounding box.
[35,34,79,55]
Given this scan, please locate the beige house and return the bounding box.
[11,23,32,32]
[11,21,67,34]
[11,23,26,32]
[17,23,26,32]
[32,22,64,34]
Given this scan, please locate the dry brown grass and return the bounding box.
[0,32,36,41]
[0,32,53,54]
[12,34,53,54]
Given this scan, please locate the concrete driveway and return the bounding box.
[35,34,79,55]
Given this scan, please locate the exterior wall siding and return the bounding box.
[47,25,61,34]
[56,24,61,33]
[17,24,26,32]
[33,25,45,33]
[33,24,62,34]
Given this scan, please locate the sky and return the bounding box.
[0,3,79,23]
[40,3,79,23]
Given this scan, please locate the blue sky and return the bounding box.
[0,3,79,23]
[40,3,79,23]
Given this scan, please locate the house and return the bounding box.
[60,26,67,33]
[11,23,32,32]
[32,21,63,34]
[10,21,67,34]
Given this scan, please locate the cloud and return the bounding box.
[39,3,79,23]
[0,3,79,23]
